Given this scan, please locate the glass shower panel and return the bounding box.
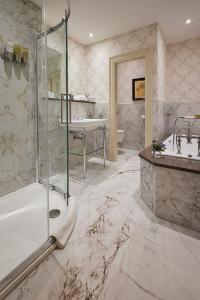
[45,22,69,200]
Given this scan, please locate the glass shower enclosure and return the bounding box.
[0,0,73,296]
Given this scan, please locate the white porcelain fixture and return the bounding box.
[161,134,200,160]
[0,183,77,281]
[117,129,125,144]
[68,119,107,131]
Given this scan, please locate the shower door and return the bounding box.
[37,17,70,205]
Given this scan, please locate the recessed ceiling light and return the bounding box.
[185,19,191,24]
[89,33,93,38]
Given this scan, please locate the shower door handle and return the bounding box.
[60,93,72,125]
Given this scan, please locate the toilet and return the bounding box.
[117,129,125,144]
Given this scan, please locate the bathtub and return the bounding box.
[161,134,200,160]
[0,183,77,281]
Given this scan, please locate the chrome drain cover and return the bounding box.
[49,209,60,218]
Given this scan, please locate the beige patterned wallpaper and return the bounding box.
[48,33,87,96]
[117,59,145,103]
[68,38,87,95]
[167,38,200,102]
[85,23,158,103]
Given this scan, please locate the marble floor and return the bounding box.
[9,149,200,300]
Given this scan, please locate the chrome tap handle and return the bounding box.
[176,135,182,154]
[197,137,200,157]
[186,122,192,144]
[173,118,178,151]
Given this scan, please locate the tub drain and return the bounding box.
[49,209,60,218]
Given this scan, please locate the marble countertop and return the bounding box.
[139,146,200,174]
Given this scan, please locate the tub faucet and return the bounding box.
[186,122,192,144]
[197,137,200,157]
[176,135,182,154]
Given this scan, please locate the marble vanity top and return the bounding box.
[139,146,200,174]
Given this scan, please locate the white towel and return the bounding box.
[73,94,87,101]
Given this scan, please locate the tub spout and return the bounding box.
[186,122,192,144]
[176,135,182,154]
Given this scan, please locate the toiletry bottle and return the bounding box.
[13,45,21,63]
[5,41,14,61]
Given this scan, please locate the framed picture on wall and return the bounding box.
[132,77,145,100]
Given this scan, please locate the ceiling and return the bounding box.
[32,0,200,45]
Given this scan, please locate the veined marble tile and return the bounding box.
[8,150,200,300]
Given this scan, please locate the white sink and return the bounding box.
[69,119,107,131]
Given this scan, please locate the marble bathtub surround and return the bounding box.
[8,149,200,300]
[140,150,200,232]
[140,146,200,174]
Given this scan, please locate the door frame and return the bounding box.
[108,49,153,161]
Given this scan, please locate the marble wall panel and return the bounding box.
[157,26,167,102]
[117,103,145,150]
[95,103,108,119]
[153,100,166,140]
[164,101,200,136]
[71,102,95,120]
[154,27,167,140]
[0,0,41,197]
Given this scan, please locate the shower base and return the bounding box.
[0,183,77,282]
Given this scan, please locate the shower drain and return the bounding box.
[49,209,61,218]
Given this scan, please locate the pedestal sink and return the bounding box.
[68,119,107,131]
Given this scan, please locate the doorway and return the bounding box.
[109,49,153,161]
